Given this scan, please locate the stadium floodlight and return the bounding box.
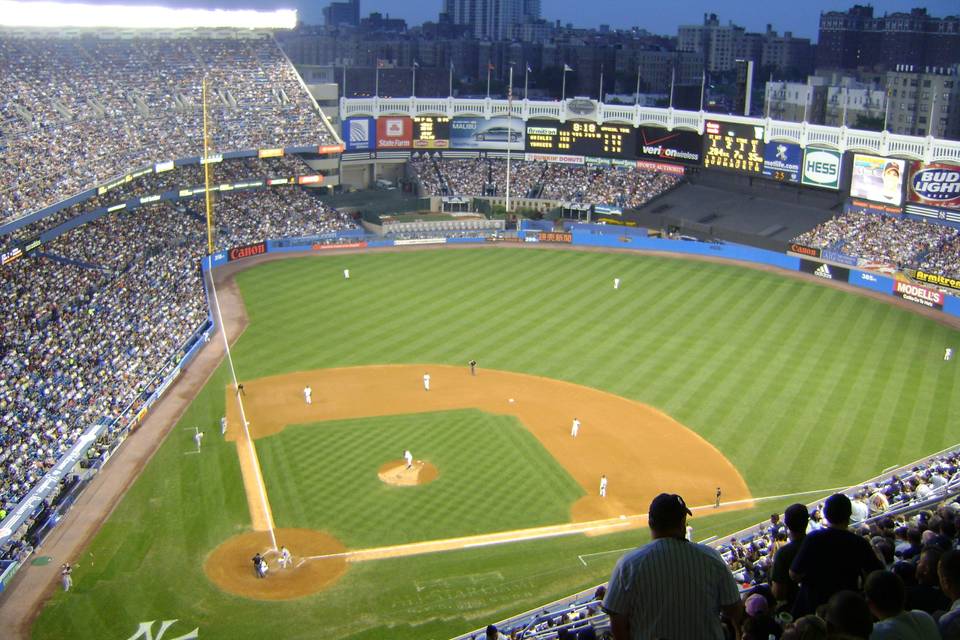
[0,1,297,29]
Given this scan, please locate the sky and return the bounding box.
[35,0,960,39]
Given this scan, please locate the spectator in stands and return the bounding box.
[824,591,873,640]
[863,570,939,639]
[939,549,960,639]
[603,492,743,640]
[772,503,810,613]
[742,592,781,640]
[485,623,506,639]
[781,615,827,640]
[905,547,951,615]
[790,493,884,617]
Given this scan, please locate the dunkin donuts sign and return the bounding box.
[908,162,960,209]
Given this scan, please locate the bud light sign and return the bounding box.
[801,147,842,190]
[908,162,960,209]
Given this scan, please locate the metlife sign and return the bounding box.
[801,147,842,190]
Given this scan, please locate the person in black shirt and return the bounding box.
[790,493,883,618]
[771,503,809,612]
[252,553,265,578]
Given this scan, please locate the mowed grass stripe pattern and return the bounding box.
[256,410,584,548]
[232,249,960,497]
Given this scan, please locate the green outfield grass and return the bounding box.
[32,248,960,640]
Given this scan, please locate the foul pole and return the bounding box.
[202,76,214,255]
[506,65,513,215]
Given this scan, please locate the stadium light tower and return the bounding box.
[0,1,297,29]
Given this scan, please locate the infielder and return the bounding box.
[468,359,477,376]
[946,348,953,361]
[404,449,414,470]
[599,474,608,498]
[343,268,350,279]
[715,486,722,508]
[194,430,204,452]
[571,418,580,438]
[60,563,73,592]
[423,373,431,391]
[613,277,620,289]
[303,385,312,405]
[220,416,227,436]
[278,546,292,569]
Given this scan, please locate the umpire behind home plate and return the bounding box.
[602,493,744,640]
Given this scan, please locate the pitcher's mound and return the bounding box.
[204,528,347,600]
[378,460,439,486]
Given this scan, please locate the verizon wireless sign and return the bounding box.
[893,281,944,309]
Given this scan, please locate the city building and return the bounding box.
[678,14,812,77]
[817,6,960,71]
[885,64,960,138]
[323,0,360,28]
[442,0,539,41]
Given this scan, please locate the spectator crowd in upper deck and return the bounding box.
[0,35,336,225]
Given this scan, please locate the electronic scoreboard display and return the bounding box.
[703,120,765,174]
[412,115,451,148]
[525,120,636,159]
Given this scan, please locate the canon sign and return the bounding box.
[801,148,842,190]
[909,162,960,209]
[228,242,267,262]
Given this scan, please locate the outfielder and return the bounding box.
[946,348,953,361]
[599,474,608,498]
[343,268,350,279]
[303,385,312,405]
[571,418,580,438]
[423,373,431,391]
[613,277,620,289]
[278,546,292,569]
[194,430,204,452]
[404,449,414,470]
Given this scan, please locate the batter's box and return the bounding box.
[415,570,504,592]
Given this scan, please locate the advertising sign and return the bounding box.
[343,117,375,151]
[451,116,524,151]
[799,259,849,282]
[908,162,960,209]
[789,243,821,259]
[762,142,802,183]
[893,280,944,309]
[258,148,284,159]
[850,154,905,206]
[413,116,451,149]
[376,116,413,150]
[635,126,703,166]
[703,121,765,174]
[850,270,893,294]
[912,269,960,292]
[524,120,635,159]
[228,242,267,262]
[801,147,842,190]
[636,160,685,175]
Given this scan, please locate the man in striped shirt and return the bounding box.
[602,493,743,640]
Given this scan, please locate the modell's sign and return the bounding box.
[228,242,267,262]
[909,162,960,209]
[893,280,944,309]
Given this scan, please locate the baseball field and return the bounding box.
[30,247,959,639]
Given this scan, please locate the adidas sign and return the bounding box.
[814,263,832,279]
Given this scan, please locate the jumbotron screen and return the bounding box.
[703,120,765,174]
[412,116,451,149]
[525,120,636,159]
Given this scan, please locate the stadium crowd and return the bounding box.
[0,158,356,520]
[793,209,960,277]
[476,447,960,640]
[410,157,682,209]
[0,35,336,225]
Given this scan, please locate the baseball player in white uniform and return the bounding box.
[599,474,608,498]
[571,418,580,438]
[278,546,292,569]
[194,430,204,452]
[404,449,414,469]
[303,385,312,405]
[613,278,620,289]
[946,348,953,361]
[343,268,350,279]
[220,416,227,436]
[423,373,431,391]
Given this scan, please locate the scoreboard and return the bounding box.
[525,120,636,159]
[413,116,451,148]
[703,120,765,174]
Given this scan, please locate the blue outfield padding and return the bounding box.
[849,270,895,294]
[367,239,395,248]
[571,232,800,270]
[944,295,960,318]
[569,222,647,236]
[446,237,486,244]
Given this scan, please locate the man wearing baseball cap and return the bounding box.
[602,493,743,639]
